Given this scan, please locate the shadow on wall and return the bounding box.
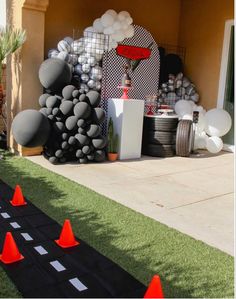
[0,150,234,298]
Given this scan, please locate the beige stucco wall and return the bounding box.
[178,0,234,109]
[45,0,181,54]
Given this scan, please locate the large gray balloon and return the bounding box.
[73,102,91,119]
[92,108,106,124]
[92,136,107,149]
[39,58,72,92]
[60,100,74,115]
[62,85,75,100]
[12,109,50,147]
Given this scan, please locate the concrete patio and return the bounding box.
[27,150,234,256]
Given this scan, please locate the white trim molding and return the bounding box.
[217,19,234,153]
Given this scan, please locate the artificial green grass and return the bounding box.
[0,149,234,298]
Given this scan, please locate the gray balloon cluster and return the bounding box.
[159,72,199,105]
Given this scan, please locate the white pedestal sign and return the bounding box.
[107,98,145,160]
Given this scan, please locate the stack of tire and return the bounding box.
[142,115,179,157]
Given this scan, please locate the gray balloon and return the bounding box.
[39,93,50,107]
[75,133,90,146]
[92,107,105,124]
[46,96,60,108]
[53,122,65,133]
[86,124,101,138]
[12,109,50,147]
[76,149,84,158]
[60,101,74,115]
[62,85,75,100]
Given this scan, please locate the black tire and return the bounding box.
[176,120,193,157]
[145,117,179,132]
[148,130,176,145]
[146,144,175,157]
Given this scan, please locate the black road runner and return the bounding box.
[0,180,146,298]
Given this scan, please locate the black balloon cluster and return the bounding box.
[12,58,107,164]
[40,86,106,164]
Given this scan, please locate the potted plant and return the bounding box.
[107,117,119,161]
[0,26,26,129]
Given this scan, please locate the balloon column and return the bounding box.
[174,100,232,154]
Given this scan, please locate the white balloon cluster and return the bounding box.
[90,9,135,50]
[174,100,232,154]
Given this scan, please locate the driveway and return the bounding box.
[27,151,234,256]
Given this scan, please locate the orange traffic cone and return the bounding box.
[0,232,24,264]
[55,219,79,248]
[144,275,164,298]
[10,185,27,206]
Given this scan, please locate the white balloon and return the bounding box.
[125,16,133,25]
[103,26,114,35]
[87,79,96,89]
[194,132,208,150]
[48,49,59,58]
[93,18,104,33]
[80,83,89,93]
[113,21,122,31]
[195,112,206,134]
[90,65,103,80]
[112,32,125,42]
[124,25,135,38]
[101,13,115,27]
[206,136,223,154]
[57,40,71,53]
[94,80,101,91]
[71,40,85,54]
[118,11,130,21]
[82,63,91,73]
[205,108,232,137]
[81,73,89,83]
[174,100,193,117]
[69,54,78,65]
[63,36,74,45]
[87,56,97,66]
[105,9,117,18]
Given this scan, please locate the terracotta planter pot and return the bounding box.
[108,153,118,161]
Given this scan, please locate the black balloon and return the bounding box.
[12,109,50,147]
[86,90,101,107]
[62,85,75,100]
[39,58,72,92]
[94,150,106,162]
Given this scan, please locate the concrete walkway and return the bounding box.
[27,151,234,256]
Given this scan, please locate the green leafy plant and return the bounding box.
[0,26,26,83]
[108,117,119,153]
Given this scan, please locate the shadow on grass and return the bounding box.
[0,150,233,298]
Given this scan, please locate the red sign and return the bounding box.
[116,45,151,60]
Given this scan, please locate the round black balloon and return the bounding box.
[92,136,107,149]
[60,101,74,115]
[92,108,106,124]
[77,119,86,128]
[61,141,69,150]
[39,58,72,92]
[75,133,90,146]
[46,96,60,108]
[62,85,75,100]
[68,136,76,145]
[86,124,101,138]
[78,127,86,134]
[87,153,95,161]
[55,149,63,158]
[61,132,68,140]
[65,115,79,130]
[49,156,58,164]
[72,89,80,98]
[76,149,83,158]
[94,150,106,162]
[59,157,67,163]
[39,107,48,117]
[73,98,79,105]
[82,145,91,155]
[86,90,101,107]
[12,109,51,147]
[39,93,50,107]
[79,157,88,164]
[73,102,91,119]
[53,122,65,133]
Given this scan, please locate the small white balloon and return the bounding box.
[69,54,78,65]
[90,65,103,80]
[206,136,223,154]
[113,21,122,31]
[125,16,133,25]
[81,73,89,83]
[80,83,89,93]
[71,40,85,54]
[87,79,96,89]
[101,13,115,27]
[105,9,117,18]
[94,80,101,91]
[87,56,97,66]
[174,100,193,117]
[118,11,131,21]
[93,18,104,33]
[194,132,208,150]
[63,36,74,45]
[48,49,59,58]
[124,25,135,38]
[205,108,232,137]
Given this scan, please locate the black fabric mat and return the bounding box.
[0,179,146,298]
